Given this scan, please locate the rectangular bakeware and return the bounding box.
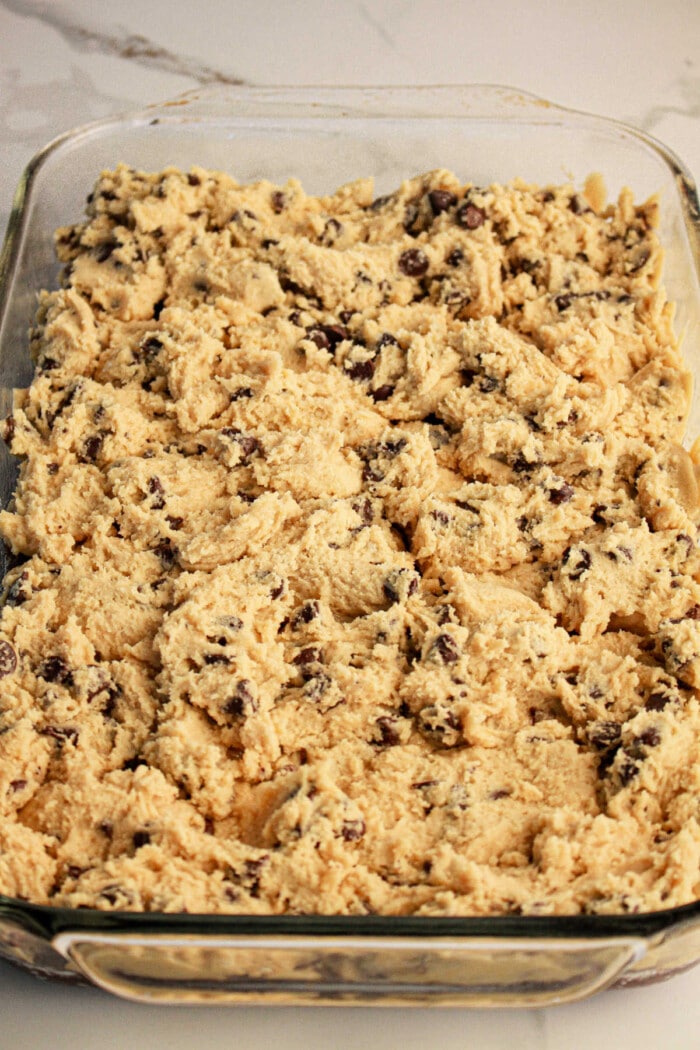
[1,84,700,1006]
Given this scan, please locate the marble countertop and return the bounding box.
[1,1,700,1047]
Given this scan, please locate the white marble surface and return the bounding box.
[1,1,700,1046]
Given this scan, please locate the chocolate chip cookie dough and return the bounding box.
[1,163,699,916]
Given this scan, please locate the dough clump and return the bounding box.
[1,164,699,917]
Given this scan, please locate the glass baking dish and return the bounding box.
[1,84,700,1007]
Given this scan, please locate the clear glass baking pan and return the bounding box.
[1,84,700,1007]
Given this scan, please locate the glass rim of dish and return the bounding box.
[0,82,699,946]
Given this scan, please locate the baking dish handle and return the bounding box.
[53,930,647,1006]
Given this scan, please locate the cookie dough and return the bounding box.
[1,164,700,916]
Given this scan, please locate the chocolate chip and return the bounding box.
[340,818,366,842]
[225,679,258,717]
[512,453,536,474]
[292,601,320,627]
[166,515,183,531]
[549,483,575,505]
[270,580,285,600]
[138,336,163,362]
[370,384,394,402]
[221,430,261,462]
[447,247,464,267]
[636,726,661,747]
[379,438,408,458]
[203,652,231,665]
[383,569,419,605]
[346,359,375,381]
[456,202,486,229]
[152,299,166,321]
[305,327,330,350]
[304,673,331,701]
[320,218,343,245]
[375,716,400,747]
[9,779,27,793]
[352,498,373,525]
[230,387,254,403]
[370,195,392,211]
[418,705,461,747]
[94,238,118,263]
[293,646,322,667]
[80,435,103,463]
[428,189,457,215]
[0,641,17,678]
[562,546,592,580]
[479,375,498,393]
[271,190,286,213]
[38,655,72,685]
[588,721,621,749]
[646,687,676,711]
[617,751,640,786]
[40,725,79,745]
[148,475,165,509]
[431,633,460,664]
[153,539,177,566]
[398,248,429,277]
[133,830,151,849]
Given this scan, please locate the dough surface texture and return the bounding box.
[1,164,699,917]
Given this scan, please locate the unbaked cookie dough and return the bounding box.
[1,163,700,916]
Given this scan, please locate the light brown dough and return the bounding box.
[0,164,699,917]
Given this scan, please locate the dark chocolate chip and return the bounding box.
[447,247,464,266]
[148,476,166,509]
[293,646,322,666]
[224,679,258,717]
[549,483,575,505]
[94,238,118,263]
[370,384,394,402]
[346,359,375,381]
[9,779,27,793]
[305,327,330,350]
[398,248,429,277]
[375,716,400,747]
[340,818,366,842]
[588,721,621,749]
[40,725,79,745]
[38,655,72,685]
[379,437,408,458]
[431,633,460,664]
[0,641,17,678]
[138,336,163,362]
[153,539,177,566]
[133,830,151,849]
[303,673,331,701]
[456,202,486,229]
[562,546,592,580]
[80,435,103,463]
[230,387,254,402]
[292,601,320,627]
[636,726,661,747]
[428,189,457,215]
[271,190,286,213]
